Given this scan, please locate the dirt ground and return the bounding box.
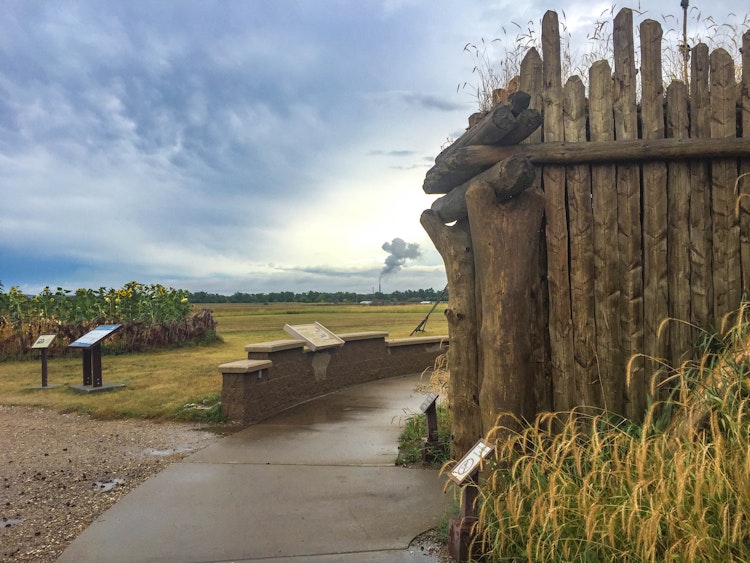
[0,406,220,562]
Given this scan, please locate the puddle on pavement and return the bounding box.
[93,478,125,492]
[2,516,23,528]
[146,447,194,457]
[196,425,246,437]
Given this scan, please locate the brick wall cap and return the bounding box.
[339,331,389,341]
[386,336,449,348]
[219,359,273,373]
[244,339,305,353]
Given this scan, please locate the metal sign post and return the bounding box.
[447,439,494,562]
[420,392,440,461]
[30,334,57,389]
[69,325,125,393]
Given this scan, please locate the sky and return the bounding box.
[1,0,746,296]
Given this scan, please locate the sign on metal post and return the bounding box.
[30,334,57,389]
[448,439,494,485]
[69,325,124,393]
[420,392,440,461]
[448,438,494,561]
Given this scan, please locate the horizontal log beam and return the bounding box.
[431,155,536,223]
[423,136,750,194]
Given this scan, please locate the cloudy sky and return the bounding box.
[1,0,745,295]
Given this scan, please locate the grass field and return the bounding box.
[0,302,448,420]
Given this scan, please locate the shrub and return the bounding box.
[0,282,218,360]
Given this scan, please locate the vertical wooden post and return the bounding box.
[420,212,482,459]
[520,47,552,414]
[541,10,575,415]
[666,80,692,367]
[613,8,645,420]
[740,31,750,300]
[466,184,544,435]
[564,75,599,412]
[710,48,740,331]
[641,19,669,384]
[689,43,713,338]
[589,59,624,415]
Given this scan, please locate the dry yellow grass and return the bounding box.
[464,322,750,562]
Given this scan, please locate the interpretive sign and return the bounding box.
[69,324,124,391]
[30,334,58,389]
[31,334,56,349]
[448,439,494,484]
[69,324,122,348]
[283,322,345,351]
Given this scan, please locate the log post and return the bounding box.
[420,212,482,459]
[465,184,545,435]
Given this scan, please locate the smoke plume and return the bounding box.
[380,238,421,278]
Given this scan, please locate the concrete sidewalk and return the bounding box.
[58,374,453,562]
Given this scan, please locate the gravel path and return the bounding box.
[0,406,220,562]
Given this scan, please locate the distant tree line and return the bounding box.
[188,288,445,304]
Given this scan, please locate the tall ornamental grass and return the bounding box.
[459,303,750,562]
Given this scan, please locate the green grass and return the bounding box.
[396,404,452,467]
[0,302,448,420]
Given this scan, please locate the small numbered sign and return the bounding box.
[31,334,56,349]
[449,439,494,484]
[420,392,439,413]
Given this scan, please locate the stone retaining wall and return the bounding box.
[220,332,448,423]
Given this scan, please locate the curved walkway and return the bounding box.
[58,374,452,562]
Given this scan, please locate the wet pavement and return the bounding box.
[57,374,453,562]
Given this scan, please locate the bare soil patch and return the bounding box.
[0,406,220,562]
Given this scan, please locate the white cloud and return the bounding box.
[2,0,747,295]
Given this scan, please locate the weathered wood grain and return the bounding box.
[420,211,481,458]
[422,137,750,192]
[613,7,644,421]
[429,155,536,223]
[542,9,575,415]
[589,59,623,415]
[465,184,544,436]
[710,48,740,331]
[666,80,692,367]
[640,19,669,384]
[564,75,599,413]
[689,43,713,336]
[423,109,542,194]
[740,31,750,300]
[520,46,551,414]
